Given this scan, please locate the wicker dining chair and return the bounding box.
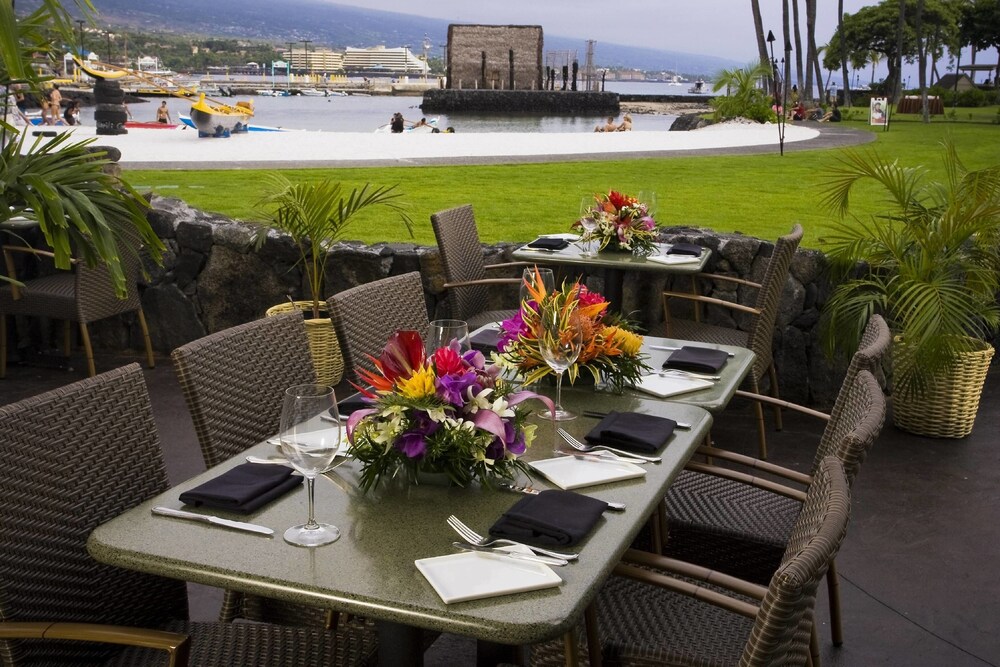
[170,310,339,628]
[327,271,431,385]
[0,363,378,667]
[661,316,889,648]
[0,226,154,379]
[430,204,527,330]
[662,224,803,459]
[530,457,851,667]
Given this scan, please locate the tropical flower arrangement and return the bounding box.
[497,277,650,393]
[344,331,552,491]
[577,190,659,256]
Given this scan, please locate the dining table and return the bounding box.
[512,239,710,312]
[87,389,714,667]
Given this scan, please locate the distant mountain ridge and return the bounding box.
[62,0,740,76]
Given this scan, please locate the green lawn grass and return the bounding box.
[125,107,999,250]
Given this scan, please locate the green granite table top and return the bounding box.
[88,392,712,645]
[512,241,710,274]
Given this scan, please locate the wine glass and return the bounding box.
[278,384,341,547]
[638,190,659,219]
[428,319,470,353]
[578,196,599,257]
[520,267,555,305]
[538,313,583,421]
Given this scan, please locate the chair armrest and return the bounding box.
[733,390,831,422]
[484,261,533,271]
[696,445,814,487]
[621,548,769,601]
[690,272,763,290]
[442,278,523,289]
[662,290,761,316]
[684,461,809,502]
[2,245,60,262]
[0,622,191,666]
[613,561,760,619]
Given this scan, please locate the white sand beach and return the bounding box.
[16,122,822,169]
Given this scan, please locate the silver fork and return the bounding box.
[557,428,662,463]
[658,368,721,381]
[445,515,579,561]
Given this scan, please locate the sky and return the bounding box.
[333,0,872,63]
[332,0,998,85]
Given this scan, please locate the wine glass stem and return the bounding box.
[555,371,564,411]
[304,476,319,530]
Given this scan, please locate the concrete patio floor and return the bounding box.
[2,349,998,666]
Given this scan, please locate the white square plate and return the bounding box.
[646,254,703,266]
[415,550,562,604]
[631,374,714,398]
[528,455,646,490]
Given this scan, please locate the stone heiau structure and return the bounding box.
[447,24,543,91]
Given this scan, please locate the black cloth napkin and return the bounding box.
[526,237,569,251]
[333,394,370,418]
[584,411,676,453]
[663,346,729,373]
[179,463,301,515]
[489,490,607,547]
[470,327,502,352]
[666,242,704,256]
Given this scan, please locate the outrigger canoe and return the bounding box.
[189,93,254,137]
[178,115,286,133]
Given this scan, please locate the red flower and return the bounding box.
[607,190,633,211]
[432,346,465,376]
[354,330,426,395]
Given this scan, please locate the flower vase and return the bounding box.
[413,467,453,487]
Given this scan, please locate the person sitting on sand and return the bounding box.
[790,101,806,121]
[820,101,842,122]
[594,115,618,132]
[63,100,80,126]
[390,112,405,133]
[616,113,633,131]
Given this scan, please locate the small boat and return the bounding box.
[688,79,709,94]
[125,120,180,129]
[297,88,327,97]
[188,93,254,137]
[178,114,286,133]
[327,90,349,97]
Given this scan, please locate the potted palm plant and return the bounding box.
[1,1,163,296]
[820,143,1000,438]
[252,174,411,385]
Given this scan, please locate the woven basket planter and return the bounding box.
[265,301,344,387]
[892,337,994,439]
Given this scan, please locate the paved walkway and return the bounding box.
[3,351,997,666]
[19,122,874,169]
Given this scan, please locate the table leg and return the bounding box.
[476,640,523,666]
[376,620,424,667]
[602,268,625,311]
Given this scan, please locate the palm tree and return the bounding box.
[750,0,770,76]
[710,61,776,123]
[1,0,164,296]
[839,0,852,107]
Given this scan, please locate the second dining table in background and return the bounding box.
[512,239,710,312]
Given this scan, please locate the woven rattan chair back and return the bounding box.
[744,224,803,384]
[74,223,145,322]
[741,456,851,666]
[0,364,189,666]
[430,204,491,322]
[327,272,431,384]
[812,369,885,487]
[825,313,890,431]
[171,310,316,469]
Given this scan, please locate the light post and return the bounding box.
[302,39,312,81]
[766,30,789,157]
[422,34,431,81]
[76,19,86,74]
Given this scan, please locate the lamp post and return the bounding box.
[76,19,86,73]
[301,40,312,81]
[766,30,789,157]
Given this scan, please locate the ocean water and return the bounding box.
[121,80,699,133]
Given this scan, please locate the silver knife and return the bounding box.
[151,506,274,536]
[554,449,648,465]
[451,542,568,566]
[499,482,626,512]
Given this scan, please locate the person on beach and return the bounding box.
[820,101,841,122]
[414,117,429,128]
[616,113,633,131]
[791,101,806,121]
[156,101,171,124]
[63,100,80,125]
[595,115,617,132]
[40,101,56,125]
[48,85,61,112]
[390,112,405,133]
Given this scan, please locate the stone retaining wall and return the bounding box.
[98,196,848,407]
[422,89,620,114]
